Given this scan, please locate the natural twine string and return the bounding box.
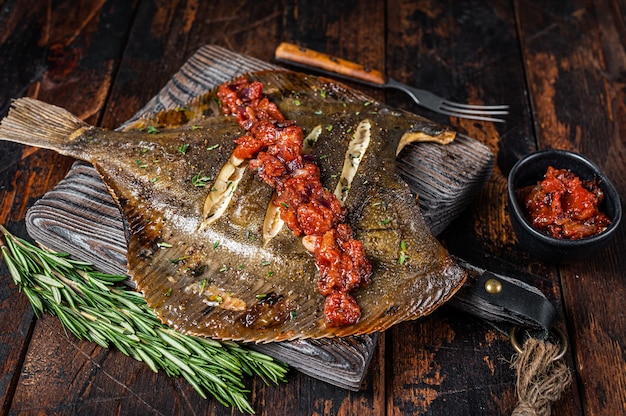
[510,337,572,416]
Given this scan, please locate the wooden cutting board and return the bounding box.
[25,45,494,390]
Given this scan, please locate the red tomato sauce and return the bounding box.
[517,166,611,239]
[218,77,371,326]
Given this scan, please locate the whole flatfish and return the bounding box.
[0,70,467,343]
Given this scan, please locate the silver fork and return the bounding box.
[383,78,509,122]
[275,42,509,123]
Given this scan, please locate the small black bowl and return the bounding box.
[507,149,622,264]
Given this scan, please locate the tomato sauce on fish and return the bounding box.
[218,76,371,326]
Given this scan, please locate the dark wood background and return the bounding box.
[1,0,624,415]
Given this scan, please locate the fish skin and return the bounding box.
[0,70,466,343]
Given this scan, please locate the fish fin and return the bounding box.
[395,130,456,156]
[0,98,88,149]
[122,90,222,131]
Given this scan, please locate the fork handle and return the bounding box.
[275,42,386,86]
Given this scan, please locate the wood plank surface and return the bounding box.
[0,2,140,415]
[516,1,626,415]
[1,0,625,415]
[384,2,547,415]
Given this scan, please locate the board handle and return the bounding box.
[275,42,386,86]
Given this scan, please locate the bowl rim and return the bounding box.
[507,149,622,246]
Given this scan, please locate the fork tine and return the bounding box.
[439,100,509,122]
[435,109,507,123]
[441,101,510,111]
[439,103,509,116]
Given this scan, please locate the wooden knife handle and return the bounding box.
[275,42,386,86]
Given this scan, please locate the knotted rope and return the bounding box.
[510,334,572,416]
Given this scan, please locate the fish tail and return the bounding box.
[0,98,89,150]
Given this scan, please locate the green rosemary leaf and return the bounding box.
[39,250,74,269]
[5,237,30,268]
[155,345,196,376]
[181,371,209,400]
[90,271,128,283]
[157,328,193,356]
[1,247,22,284]
[189,361,232,389]
[62,287,77,310]
[22,286,43,316]
[51,285,62,304]
[136,346,159,373]
[33,273,64,288]
[66,258,94,268]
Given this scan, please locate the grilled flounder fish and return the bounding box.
[0,70,466,343]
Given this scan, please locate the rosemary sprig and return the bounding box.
[0,225,288,413]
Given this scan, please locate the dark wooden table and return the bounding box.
[1,1,624,415]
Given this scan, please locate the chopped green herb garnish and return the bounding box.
[320,90,327,98]
[192,171,211,187]
[147,125,159,134]
[165,287,173,297]
[261,261,271,267]
[267,271,274,277]
[177,143,190,155]
[281,202,289,209]
[399,240,409,265]
[227,181,235,196]
[157,242,173,248]
[191,125,201,130]
[290,310,296,320]
[219,265,227,272]
[135,159,148,168]
[238,265,246,270]
[207,144,220,151]
[364,101,371,106]
[380,219,391,225]
[210,295,223,304]
[314,110,323,115]
[200,278,208,294]
[293,99,301,106]
[151,177,159,183]
[213,241,220,249]
[256,293,267,300]
[326,125,333,132]
[171,256,190,264]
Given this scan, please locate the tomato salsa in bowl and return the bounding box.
[507,149,622,264]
